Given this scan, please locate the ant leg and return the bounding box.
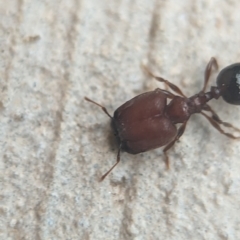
[203,105,240,133]
[84,97,112,119]
[100,145,121,181]
[158,89,176,99]
[201,112,240,139]
[142,65,186,97]
[202,57,218,92]
[163,121,188,169]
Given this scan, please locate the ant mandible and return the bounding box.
[85,57,240,181]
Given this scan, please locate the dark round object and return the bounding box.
[217,63,240,105]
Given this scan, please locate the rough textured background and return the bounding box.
[1,1,240,240]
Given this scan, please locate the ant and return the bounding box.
[85,57,240,181]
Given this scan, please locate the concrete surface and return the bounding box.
[1,1,240,240]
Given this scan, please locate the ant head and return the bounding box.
[217,63,240,105]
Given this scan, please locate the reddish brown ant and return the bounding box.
[85,57,240,181]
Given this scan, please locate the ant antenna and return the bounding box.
[84,97,112,118]
[100,145,121,181]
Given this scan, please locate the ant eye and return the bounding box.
[217,63,240,105]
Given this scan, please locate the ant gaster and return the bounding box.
[85,57,240,181]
